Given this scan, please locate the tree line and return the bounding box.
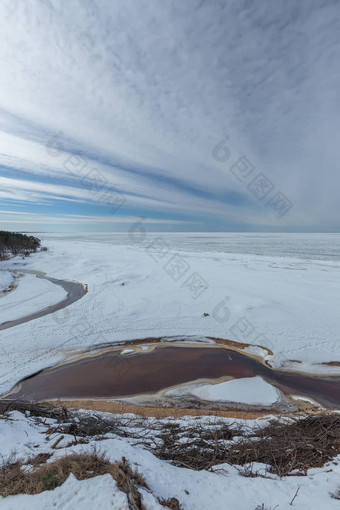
[0,231,41,260]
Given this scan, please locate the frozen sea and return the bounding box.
[0,232,339,395]
[36,232,340,261]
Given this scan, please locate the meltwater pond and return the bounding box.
[7,344,340,409]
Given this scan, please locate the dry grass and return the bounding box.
[0,445,182,509]
[254,506,278,510]
[331,489,340,500]
[0,398,272,420]
[0,449,148,509]
[159,497,183,509]
[1,402,339,480]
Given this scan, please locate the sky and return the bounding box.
[0,0,339,232]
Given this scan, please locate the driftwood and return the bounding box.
[1,400,340,477]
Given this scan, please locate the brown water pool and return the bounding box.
[7,345,340,409]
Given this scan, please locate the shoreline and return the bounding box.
[5,339,340,411]
[10,336,340,378]
[35,396,329,420]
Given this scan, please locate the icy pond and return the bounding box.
[7,343,340,409]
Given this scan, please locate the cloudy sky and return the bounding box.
[0,0,339,232]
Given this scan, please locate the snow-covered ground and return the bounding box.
[0,232,340,396]
[0,270,14,293]
[0,273,66,324]
[0,410,339,510]
[1,233,340,509]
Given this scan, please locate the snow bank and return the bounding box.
[0,270,14,293]
[0,473,130,510]
[0,411,339,510]
[0,274,67,324]
[166,376,280,405]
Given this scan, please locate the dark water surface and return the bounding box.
[9,345,340,408]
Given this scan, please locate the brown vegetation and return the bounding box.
[0,450,143,493]
[0,449,149,509]
[1,401,339,482]
[0,446,184,509]
[43,399,274,420]
[155,414,340,476]
[159,497,183,509]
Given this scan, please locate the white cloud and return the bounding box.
[0,210,201,226]
[0,0,339,230]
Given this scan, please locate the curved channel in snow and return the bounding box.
[0,270,86,331]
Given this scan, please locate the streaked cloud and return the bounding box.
[0,0,339,231]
